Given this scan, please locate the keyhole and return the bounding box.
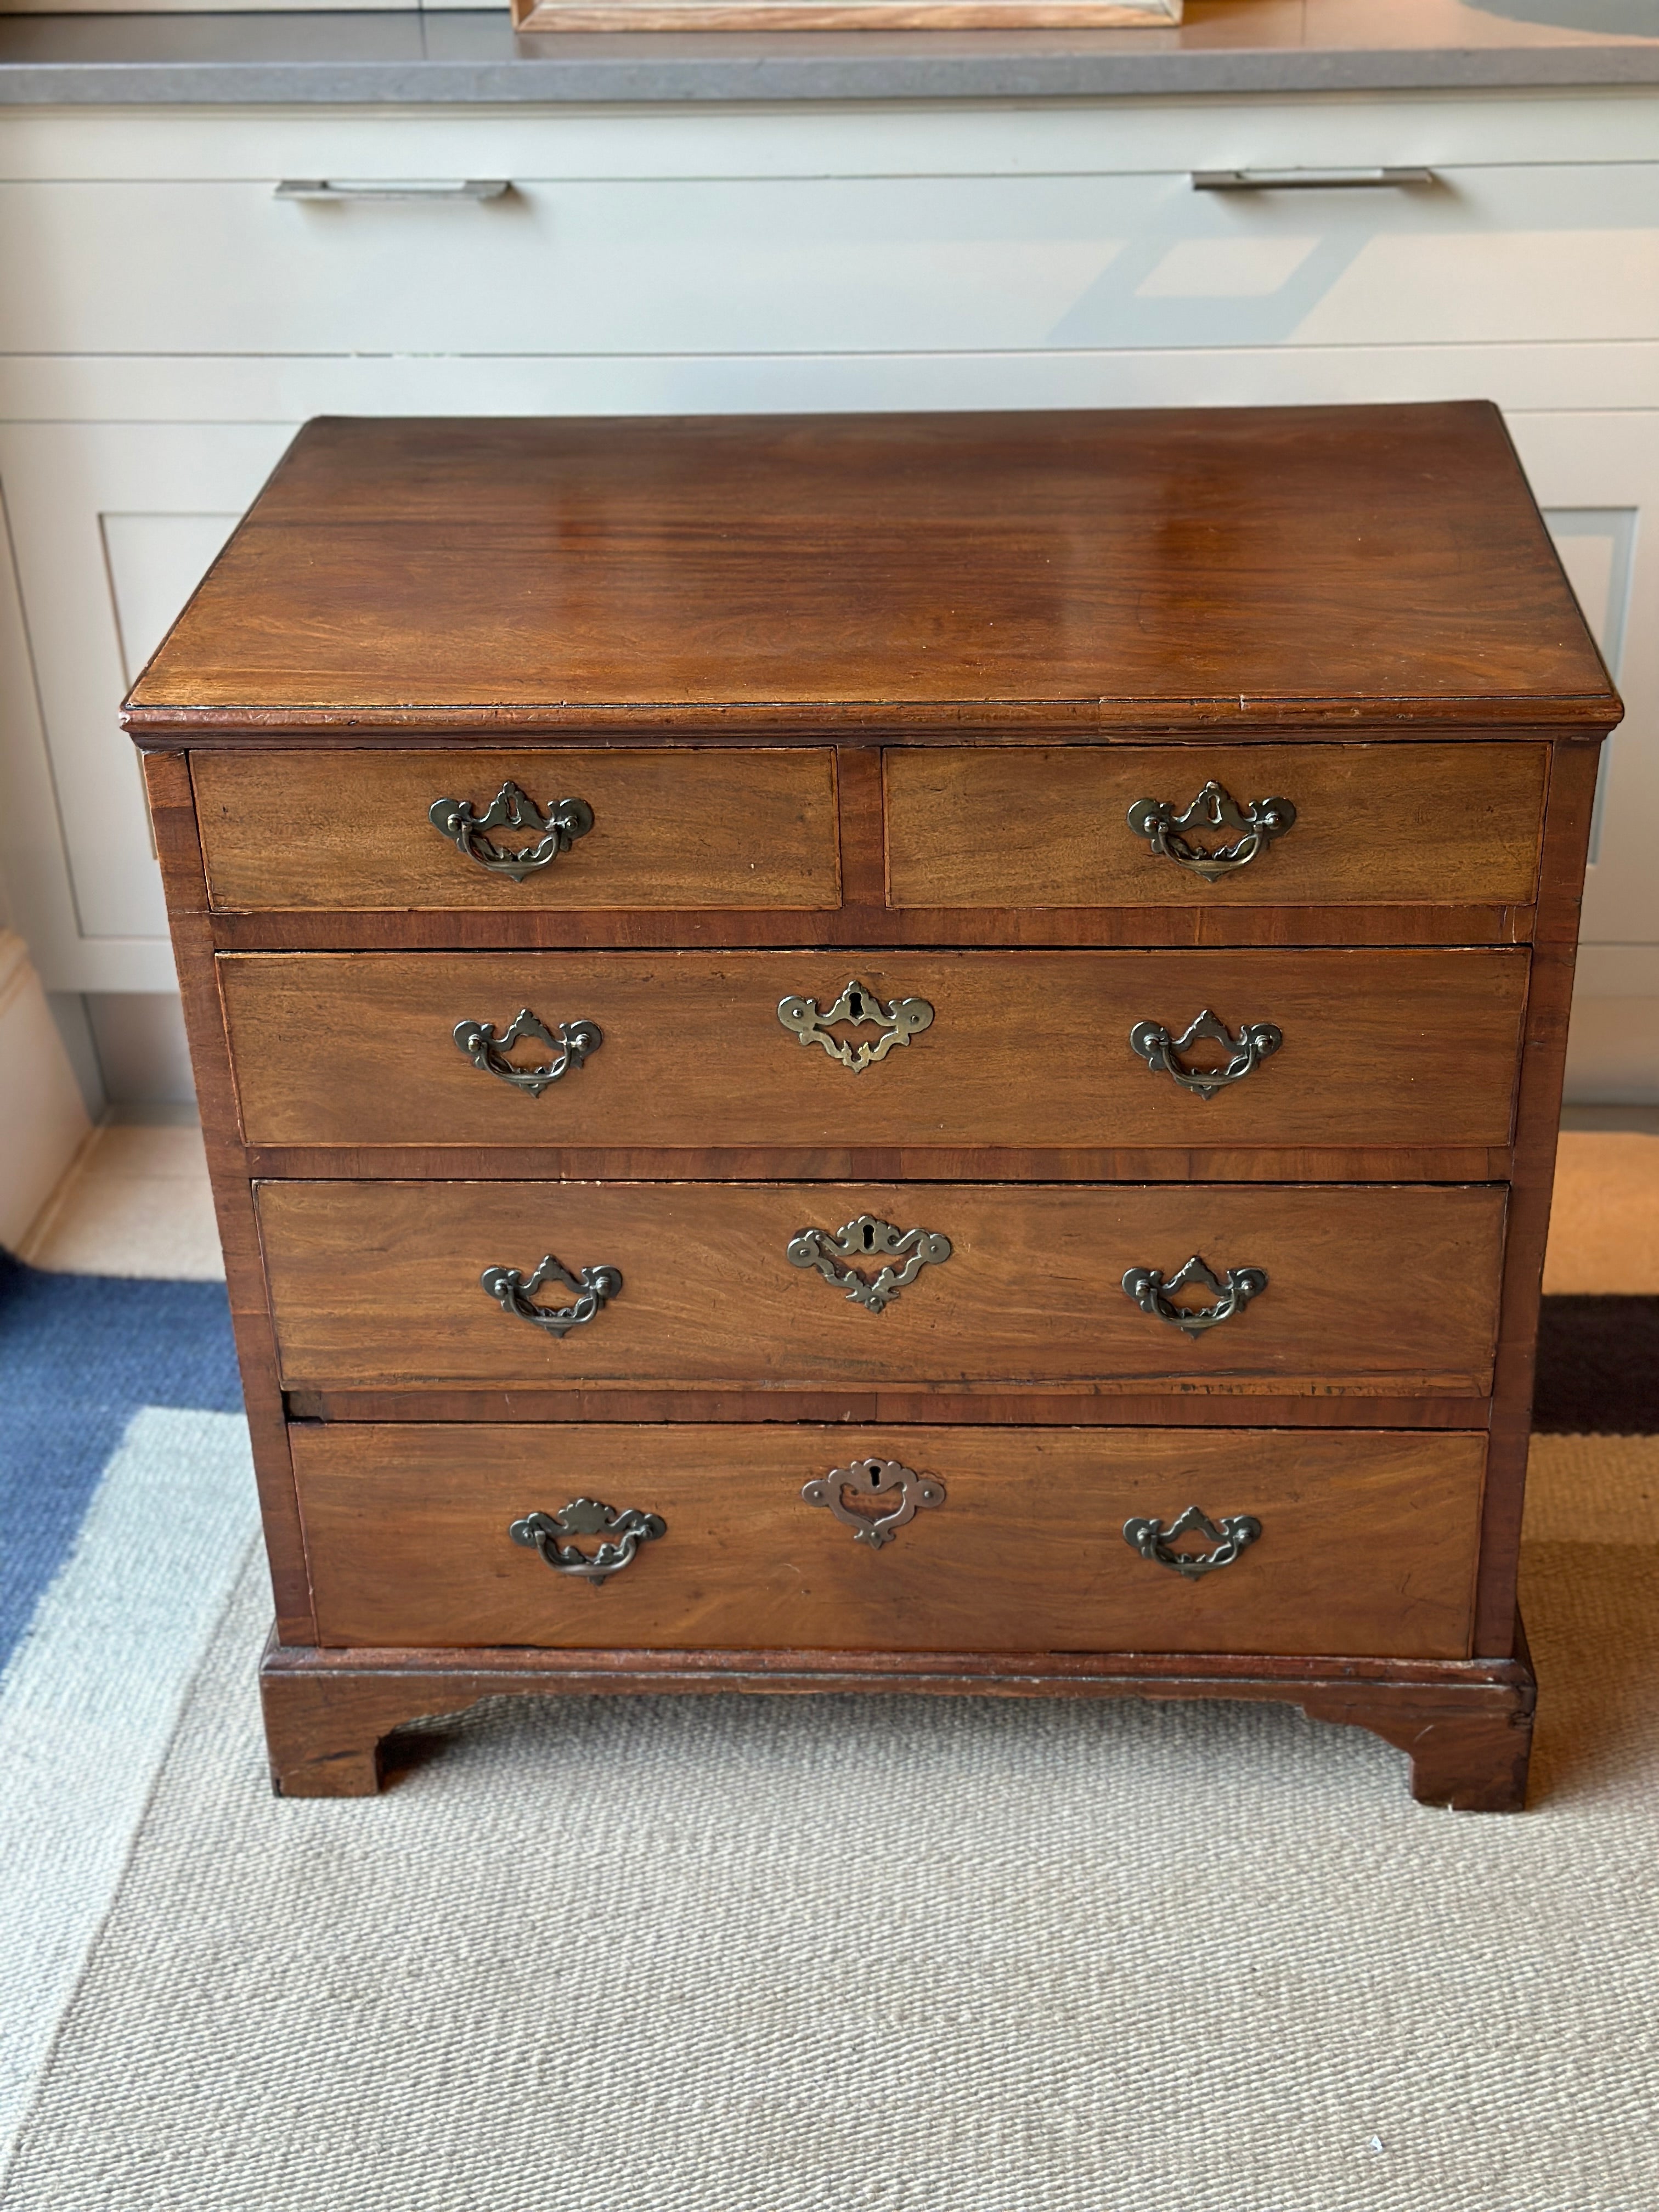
[848,991,865,1019]
[860,1222,877,1251]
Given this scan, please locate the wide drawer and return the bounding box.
[192,749,840,912]
[7,165,1657,357]
[257,1181,1505,1396]
[885,744,1548,910]
[291,1423,1485,1659]
[223,948,1528,1152]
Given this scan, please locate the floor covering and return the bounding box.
[0,1249,241,1669]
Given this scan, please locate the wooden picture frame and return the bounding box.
[511,0,1178,31]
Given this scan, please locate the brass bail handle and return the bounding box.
[1122,1255,1267,1334]
[454,1009,603,1097]
[509,1498,665,1582]
[1122,1506,1262,1578]
[1127,780,1295,881]
[481,1252,623,1336]
[1130,1010,1283,1100]
[430,780,594,881]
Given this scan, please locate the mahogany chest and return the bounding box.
[125,404,1618,1808]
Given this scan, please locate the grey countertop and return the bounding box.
[2,0,1658,105]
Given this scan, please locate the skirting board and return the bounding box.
[0,932,94,1251]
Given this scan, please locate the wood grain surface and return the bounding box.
[255,1180,1506,1395]
[290,1423,1486,1660]
[1471,738,1601,1653]
[514,0,1180,21]
[220,947,1529,1152]
[201,895,1537,955]
[122,409,1619,738]
[284,1387,1492,1430]
[259,1633,1533,1807]
[885,743,1548,909]
[140,752,315,1643]
[193,748,839,912]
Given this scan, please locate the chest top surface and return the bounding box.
[123,402,1617,743]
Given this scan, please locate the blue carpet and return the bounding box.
[0,1250,244,1676]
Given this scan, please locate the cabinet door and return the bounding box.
[0,421,292,985]
[1513,411,1659,1097]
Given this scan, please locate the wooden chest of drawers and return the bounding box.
[124,404,1619,1810]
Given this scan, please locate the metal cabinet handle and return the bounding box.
[481,1253,622,1336]
[777,979,934,1071]
[787,1215,952,1314]
[454,1011,602,1097]
[1123,1506,1262,1577]
[429,782,594,881]
[1191,167,1435,193]
[276,179,510,202]
[510,1498,665,1582]
[1130,1010,1282,1099]
[1127,780,1294,878]
[1122,1255,1267,1334]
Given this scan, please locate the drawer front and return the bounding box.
[257,1181,1505,1396]
[223,948,1527,1152]
[7,166,1657,357]
[885,744,1548,910]
[291,1422,1485,1660]
[193,750,840,912]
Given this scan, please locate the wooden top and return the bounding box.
[123,404,1620,742]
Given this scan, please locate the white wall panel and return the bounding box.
[0,424,290,980]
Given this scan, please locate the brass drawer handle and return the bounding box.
[787,1215,952,1314]
[1127,780,1294,879]
[429,781,594,881]
[1122,1255,1267,1334]
[481,1253,622,1336]
[777,978,934,1071]
[510,1498,665,1582]
[1123,1506,1262,1578]
[1130,1009,1282,1099]
[802,1457,945,1549]
[454,1009,602,1096]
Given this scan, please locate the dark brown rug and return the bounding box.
[1533,1297,1659,1433]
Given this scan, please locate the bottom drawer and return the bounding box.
[291,1424,1485,1660]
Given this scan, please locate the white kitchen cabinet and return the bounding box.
[0,95,1654,1098]
[3,160,1658,359]
[0,424,290,985]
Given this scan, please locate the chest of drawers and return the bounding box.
[125,402,1618,1810]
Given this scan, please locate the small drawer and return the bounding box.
[192,749,840,911]
[884,743,1548,911]
[291,1421,1486,1660]
[222,946,1527,1153]
[257,1180,1506,1398]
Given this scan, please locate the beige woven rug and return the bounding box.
[5,1434,1657,2212]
